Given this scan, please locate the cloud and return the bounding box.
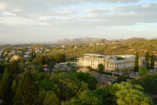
[1,11,16,16]
[40,3,157,27]
[0,17,33,25]
[45,0,140,5]
[0,0,157,33]
[0,0,140,13]
[0,2,157,27]
[85,8,112,14]
[72,3,157,26]
[0,0,157,45]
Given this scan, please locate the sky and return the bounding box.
[0,0,157,44]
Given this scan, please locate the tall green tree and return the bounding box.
[0,68,11,105]
[13,70,38,105]
[134,52,139,72]
[145,51,150,70]
[139,67,148,79]
[150,54,155,70]
[98,64,104,74]
[30,51,36,60]
[11,80,17,105]
[11,80,16,96]
[9,61,19,73]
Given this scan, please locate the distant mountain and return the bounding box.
[1,37,154,46]
[53,37,149,45]
[55,37,106,45]
[126,37,147,42]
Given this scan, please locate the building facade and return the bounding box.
[77,54,145,72]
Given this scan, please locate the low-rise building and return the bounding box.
[77,54,145,72]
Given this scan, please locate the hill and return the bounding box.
[53,37,148,45]
[48,38,157,57]
[55,37,106,45]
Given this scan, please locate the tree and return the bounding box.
[150,54,155,70]
[32,55,49,65]
[131,79,150,93]
[41,56,49,64]
[86,66,93,71]
[50,71,88,101]
[98,64,104,74]
[13,70,38,105]
[114,82,153,105]
[95,85,116,105]
[30,51,36,60]
[134,52,139,72]
[38,63,43,72]
[142,74,157,94]
[62,90,102,105]
[10,80,17,105]
[53,54,66,63]
[48,62,55,73]
[43,91,60,105]
[0,63,6,73]
[0,68,11,105]
[113,76,127,83]
[11,80,17,99]
[139,67,148,79]
[63,85,116,105]
[145,51,150,70]
[37,78,54,91]
[9,61,19,73]
[75,72,98,90]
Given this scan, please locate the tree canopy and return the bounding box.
[13,70,38,105]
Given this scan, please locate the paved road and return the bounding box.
[89,72,116,82]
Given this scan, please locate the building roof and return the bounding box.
[84,54,105,57]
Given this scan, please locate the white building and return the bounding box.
[77,54,145,72]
